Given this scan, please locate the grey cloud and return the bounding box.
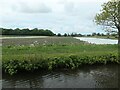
[12,2,52,13]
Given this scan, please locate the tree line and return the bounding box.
[0,28,118,38]
[57,32,118,38]
[1,28,55,36]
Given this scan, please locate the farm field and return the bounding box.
[1,0,120,88]
[2,36,85,46]
[2,36,119,75]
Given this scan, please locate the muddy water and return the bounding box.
[2,64,119,88]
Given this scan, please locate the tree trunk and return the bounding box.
[118,1,120,44]
[118,26,120,63]
[118,31,120,45]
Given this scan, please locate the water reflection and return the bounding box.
[2,64,118,88]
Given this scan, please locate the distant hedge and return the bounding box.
[1,28,55,36]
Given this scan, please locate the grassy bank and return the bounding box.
[2,37,119,75]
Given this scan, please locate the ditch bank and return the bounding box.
[2,54,119,75]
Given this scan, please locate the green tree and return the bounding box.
[92,32,96,36]
[14,28,21,35]
[94,0,120,44]
[57,33,61,36]
[64,33,67,37]
[97,33,101,36]
[101,33,105,36]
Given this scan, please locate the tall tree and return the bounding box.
[94,0,120,44]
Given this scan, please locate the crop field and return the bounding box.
[2,36,85,46]
[2,36,119,75]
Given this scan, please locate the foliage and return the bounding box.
[2,54,119,75]
[94,0,120,44]
[95,0,119,29]
[57,33,62,37]
[1,28,55,36]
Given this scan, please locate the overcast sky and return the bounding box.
[0,0,109,34]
